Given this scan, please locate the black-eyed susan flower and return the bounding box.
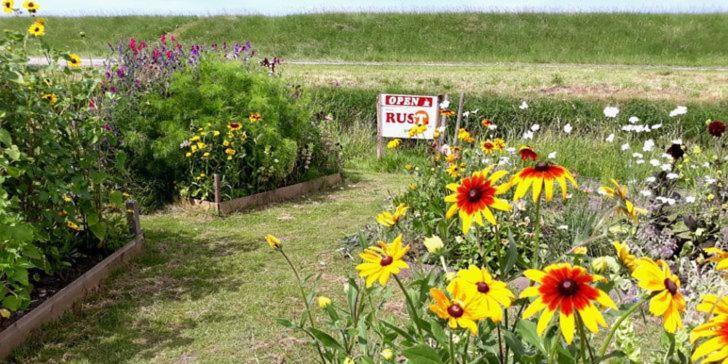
[512,162,577,202]
[355,235,409,288]
[518,145,537,161]
[705,247,728,270]
[67,53,81,68]
[228,122,242,131]
[449,265,514,323]
[493,138,506,150]
[265,234,281,250]
[375,203,408,227]
[429,281,487,335]
[690,314,728,363]
[2,0,13,13]
[520,263,616,344]
[446,163,464,179]
[22,0,37,12]
[386,138,401,149]
[613,241,637,271]
[631,258,686,333]
[481,140,497,154]
[248,112,261,122]
[27,21,44,37]
[445,166,511,234]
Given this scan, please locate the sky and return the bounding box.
[33,0,728,16]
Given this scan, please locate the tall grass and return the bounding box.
[2,13,727,66]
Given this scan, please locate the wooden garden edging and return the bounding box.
[184,173,343,215]
[0,200,145,360]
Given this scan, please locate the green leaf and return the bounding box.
[2,295,21,311]
[275,318,297,328]
[89,221,107,240]
[309,328,345,352]
[517,320,546,354]
[403,345,444,364]
[109,191,124,207]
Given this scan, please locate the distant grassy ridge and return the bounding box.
[307,86,728,140]
[1,13,727,65]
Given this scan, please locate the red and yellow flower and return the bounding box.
[481,140,497,154]
[512,162,577,202]
[429,281,488,335]
[248,112,262,122]
[518,146,537,161]
[448,266,514,323]
[520,263,616,344]
[690,314,728,363]
[228,121,242,131]
[445,166,511,234]
[356,235,409,288]
[631,258,686,333]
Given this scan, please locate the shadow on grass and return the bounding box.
[11,226,251,363]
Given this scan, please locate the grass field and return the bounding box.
[11,171,408,362]
[2,13,728,66]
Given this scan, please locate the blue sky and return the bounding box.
[35,0,728,16]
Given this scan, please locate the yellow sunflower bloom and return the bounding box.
[446,163,464,179]
[22,0,37,12]
[705,247,728,271]
[690,314,728,363]
[27,21,44,36]
[429,281,488,335]
[512,162,578,203]
[445,166,511,234]
[375,203,408,227]
[613,241,637,271]
[3,0,13,13]
[387,139,401,149]
[448,265,514,323]
[67,53,82,68]
[355,235,409,288]
[520,263,616,344]
[631,258,686,333]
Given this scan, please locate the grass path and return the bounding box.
[11,171,407,363]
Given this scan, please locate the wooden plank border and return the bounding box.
[0,201,145,360]
[182,173,342,215]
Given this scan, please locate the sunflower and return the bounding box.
[429,281,488,335]
[387,139,401,149]
[520,263,616,344]
[67,53,81,68]
[518,146,537,161]
[690,314,728,363]
[27,21,44,37]
[481,140,497,154]
[512,162,577,203]
[228,122,242,131]
[248,112,262,122]
[355,235,409,288]
[705,247,728,270]
[21,0,37,12]
[445,166,511,234]
[41,93,57,104]
[631,258,686,333]
[448,265,514,323]
[613,241,637,271]
[2,0,13,13]
[375,203,408,227]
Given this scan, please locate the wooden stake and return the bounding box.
[125,200,142,237]
[213,173,221,214]
[376,95,383,160]
[452,92,465,146]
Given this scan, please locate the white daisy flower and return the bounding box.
[669,105,687,117]
[651,123,662,130]
[563,123,572,134]
[685,196,696,203]
[666,173,679,180]
[632,152,644,159]
[646,176,657,183]
[548,152,557,159]
[519,101,529,110]
[636,159,645,164]
[440,100,450,109]
[643,139,655,152]
[661,164,672,171]
[629,116,640,123]
[640,190,652,197]
[523,130,534,140]
[530,124,540,132]
[603,106,620,118]
[605,133,615,142]
[621,143,630,151]
[649,159,660,166]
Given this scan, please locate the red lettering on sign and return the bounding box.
[384,95,434,107]
[384,110,430,125]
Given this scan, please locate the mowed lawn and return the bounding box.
[11,171,407,363]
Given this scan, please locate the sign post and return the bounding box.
[376,93,440,159]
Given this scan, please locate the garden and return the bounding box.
[1,2,728,364]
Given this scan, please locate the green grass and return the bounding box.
[2,13,728,66]
[10,171,408,363]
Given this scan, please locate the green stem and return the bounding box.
[533,194,543,269]
[576,315,594,363]
[280,249,327,363]
[450,330,457,364]
[394,274,424,339]
[598,297,649,357]
[497,324,505,364]
[665,332,676,362]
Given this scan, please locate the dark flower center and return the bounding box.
[666,144,684,160]
[476,282,490,293]
[557,279,579,296]
[535,162,550,172]
[447,303,464,318]
[664,278,678,295]
[467,187,482,202]
[380,256,393,266]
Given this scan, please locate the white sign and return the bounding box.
[377,94,440,139]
